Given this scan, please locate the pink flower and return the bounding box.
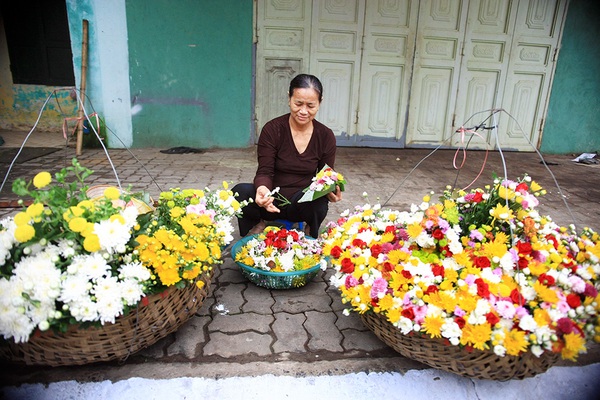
[494,300,516,319]
[370,278,388,299]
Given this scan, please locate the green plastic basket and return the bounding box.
[231,234,321,289]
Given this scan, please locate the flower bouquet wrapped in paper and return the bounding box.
[298,164,346,203]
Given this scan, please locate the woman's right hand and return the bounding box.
[255,186,280,213]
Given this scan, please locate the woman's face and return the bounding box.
[288,87,321,128]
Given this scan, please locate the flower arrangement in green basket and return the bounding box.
[234,226,326,272]
[0,160,244,344]
[322,175,600,361]
[135,184,247,291]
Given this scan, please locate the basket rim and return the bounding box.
[231,234,321,277]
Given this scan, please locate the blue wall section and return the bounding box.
[126,0,254,149]
[541,1,600,154]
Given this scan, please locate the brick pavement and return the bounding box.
[1,142,599,384]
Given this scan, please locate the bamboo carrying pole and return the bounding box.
[76,19,89,156]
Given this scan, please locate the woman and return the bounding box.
[234,74,342,238]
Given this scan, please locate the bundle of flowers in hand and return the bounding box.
[299,164,346,203]
[322,175,599,376]
[232,226,326,289]
[0,159,245,366]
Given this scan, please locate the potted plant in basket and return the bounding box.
[0,159,245,366]
[322,175,600,379]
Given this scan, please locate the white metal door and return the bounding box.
[353,0,418,146]
[256,0,568,150]
[255,0,416,145]
[406,0,568,150]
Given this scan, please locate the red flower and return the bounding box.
[424,285,438,295]
[432,229,444,240]
[545,234,559,250]
[432,264,444,277]
[518,257,529,270]
[474,256,491,269]
[510,288,525,306]
[472,191,483,203]
[454,316,466,329]
[370,244,382,258]
[516,241,533,255]
[475,278,490,298]
[538,273,555,286]
[352,238,366,248]
[566,293,582,308]
[516,182,529,193]
[485,312,500,326]
[330,245,342,259]
[439,245,453,257]
[401,307,415,320]
[341,258,355,273]
[402,270,412,279]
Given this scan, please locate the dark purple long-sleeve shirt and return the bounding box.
[254,114,337,200]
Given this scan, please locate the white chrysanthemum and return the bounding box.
[493,344,507,357]
[415,231,434,248]
[58,274,91,304]
[396,316,414,335]
[441,320,462,342]
[278,251,295,272]
[69,297,99,322]
[480,267,501,284]
[119,279,146,305]
[518,314,538,332]
[119,261,151,281]
[445,228,464,255]
[94,217,132,254]
[77,253,110,280]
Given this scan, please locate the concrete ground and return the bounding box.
[0,129,599,398]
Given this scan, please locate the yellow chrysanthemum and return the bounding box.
[83,234,101,252]
[14,224,35,243]
[103,186,121,200]
[561,333,587,361]
[26,202,44,218]
[407,223,423,239]
[460,323,492,351]
[423,314,445,338]
[68,217,88,233]
[32,171,52,188]
[503,329,529,356]
[13,211,31,226]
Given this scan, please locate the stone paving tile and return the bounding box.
[166,315,210,358]
[242,284,276,314]
[304,311,344,352]
[209,312,274,334]
[272,312,308,353]
[203,331,272,358]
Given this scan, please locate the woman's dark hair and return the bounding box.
[288,74,323,102]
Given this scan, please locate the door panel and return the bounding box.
[406,0,467,146]
[452,0,517,149]
[500,0,567,150]
[255,0,312,135]
[310,0,365,140]
[354,0,418,145]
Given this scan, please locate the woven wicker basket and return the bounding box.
[360,311,560,381]
[0,269,213,367]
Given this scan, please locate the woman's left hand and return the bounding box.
[326,185,342,203]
